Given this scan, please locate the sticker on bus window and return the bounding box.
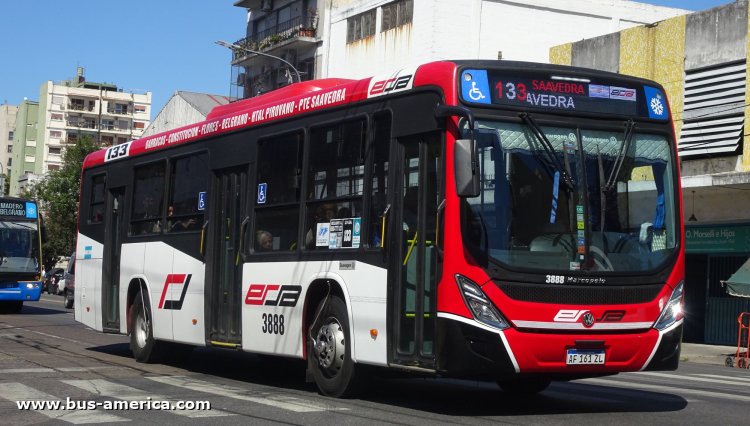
[316,222,330,247]
[198,192,206,211]
[328,218,360,249]
[257,183,267,204]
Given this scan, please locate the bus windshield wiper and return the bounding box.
[519,113,575,191]
[603,119,636,193]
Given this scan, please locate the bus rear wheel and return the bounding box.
[309,295,363,398]
[129,291,165,363]
[497,378,551,395]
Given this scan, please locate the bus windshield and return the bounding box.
[462,118,678,274]
[0,222,40,273]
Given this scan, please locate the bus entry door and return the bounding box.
[390,133,442,368]
[102,187,124,332]
[206,167,247,347]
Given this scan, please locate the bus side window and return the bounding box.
[167,154,207,233]
[89,174,106,224]
[129,161,166,236]
[253,132,303,252]
[305,120,365,250]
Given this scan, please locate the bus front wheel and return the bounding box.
[129,291,165,363]
[308,295,364,398]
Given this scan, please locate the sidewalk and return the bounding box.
[681,342,741,367]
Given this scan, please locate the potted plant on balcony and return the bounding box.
[299,8,318,38]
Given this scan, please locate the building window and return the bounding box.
[6,158,10,167]
[8,131,14,140]
[51,113,63,121]
[49,130,62,139]
[117,120,129,130]
[51,95,64,105]
[381,0,413,32]
[134,104,147,113]
[6,145,11,153]
[133,121,145,130]
[679,60,746,157]
[47,164,60,171]
[347,9,376,43]
[49,147,62,155]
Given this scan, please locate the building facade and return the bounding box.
[0,104,17,194]
[550,0,750,345]
[229,0,687,98]
[10,100,39,196]
[9,69,152,196]
[143,91,234,137]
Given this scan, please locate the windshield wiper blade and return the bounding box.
[603,119,636,192]
[519,113,575,191]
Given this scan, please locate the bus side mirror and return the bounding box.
[455,138,480,198]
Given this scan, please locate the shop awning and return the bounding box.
[723,258,750,298]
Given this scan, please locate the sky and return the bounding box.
[0,0,736,117]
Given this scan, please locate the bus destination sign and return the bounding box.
[460,69,669,120]
[0,200,37,219]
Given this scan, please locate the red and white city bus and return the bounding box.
[75,60,684,397]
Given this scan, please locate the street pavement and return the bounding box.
[681,342,745,368]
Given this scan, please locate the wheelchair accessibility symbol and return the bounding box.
[468,82,486,101]
[461,70,491,104]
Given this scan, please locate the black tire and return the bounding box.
[308,296,364,398]
[129,291,166,363]
[497,378,551,395]
[64,291,74,309]
[0,301,22,314]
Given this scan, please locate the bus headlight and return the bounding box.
[26,283,34,289]
[455,274,509,330]
[654,281,684,331]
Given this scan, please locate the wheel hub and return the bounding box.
[314,319,345,372]
[135,313,148,348]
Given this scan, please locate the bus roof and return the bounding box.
[82,60,668,170]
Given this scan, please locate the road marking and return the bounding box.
[580,377,750,402]
[0,368,55,374]
[148,375,349,413]
[58,366,123,372]
[0,366,125,374]
[63,379,231,418]
[694,374,750,383]
[0,382,128,424]
[633,371,750,386]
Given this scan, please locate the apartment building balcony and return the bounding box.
[66,119,98,130]
[105,106,131,116]
[231,15,318,65]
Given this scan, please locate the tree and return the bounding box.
[28,137,99,269]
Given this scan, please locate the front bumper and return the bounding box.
[0,281,42,302]
[436,315,682,378]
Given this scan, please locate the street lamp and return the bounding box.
[215,40,302,84]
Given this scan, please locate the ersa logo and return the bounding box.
[367,68,416,98]
[245,284,302,307]
[158,274,192,310]
[554,309,625,328]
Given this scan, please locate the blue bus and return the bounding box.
[0,197,43,313]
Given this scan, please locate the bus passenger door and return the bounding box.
[205,167,246,347]
[102,187,125,332]
[390,133,442,369]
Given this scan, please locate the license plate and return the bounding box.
[566,349,605,365]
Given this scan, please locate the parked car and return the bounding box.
[63,254,75,309]
[45,268,65,295]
